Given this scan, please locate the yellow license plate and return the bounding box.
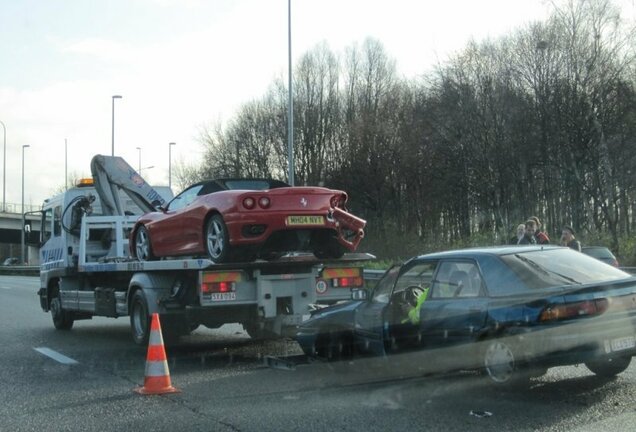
[286,215,325,226]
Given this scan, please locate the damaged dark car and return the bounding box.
[296,246,636,384]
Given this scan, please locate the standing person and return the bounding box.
[560,226,581,251]
[510,224,526,245]
[518,220,537,245]
[529,216,550,244]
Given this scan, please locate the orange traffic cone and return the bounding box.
[134,313,180,395]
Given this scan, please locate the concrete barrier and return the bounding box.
[0,266,39,276]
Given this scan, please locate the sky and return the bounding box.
[0,0,630,209]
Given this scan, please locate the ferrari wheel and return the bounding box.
[206,214,230,263]
[134,226,155,261]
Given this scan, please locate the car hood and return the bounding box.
[299,300,363,328]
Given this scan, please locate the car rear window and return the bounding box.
[499,248,629,290]
[582,247,615,260]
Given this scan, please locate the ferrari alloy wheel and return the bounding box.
[206,214,230,263]
[134,226,155,261]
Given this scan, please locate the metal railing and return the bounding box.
[0,203,42,214]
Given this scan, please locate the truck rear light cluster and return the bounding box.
[243,196,271,210]
[332,276,364,288]
[201,281,235,294]
[200,271,242,294]
[539,298,608,322]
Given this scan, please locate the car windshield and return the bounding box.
[223,180,285,191]
[500,248,630,290]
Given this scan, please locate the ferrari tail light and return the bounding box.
[243,197,255,209]
[258,197,271,208]
[539,298,608,322]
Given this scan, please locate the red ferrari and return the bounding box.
[130,178,366,263]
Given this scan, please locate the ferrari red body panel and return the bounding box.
[130,179,366,261]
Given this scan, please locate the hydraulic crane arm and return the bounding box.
[90,155,167,216]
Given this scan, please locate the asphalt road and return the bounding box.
[1,275,635,432]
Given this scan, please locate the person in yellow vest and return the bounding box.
[402,286,430,325]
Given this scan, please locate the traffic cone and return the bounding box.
[134,313,180,395]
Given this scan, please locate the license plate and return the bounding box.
[609,336,636,352]
[210,292,236,301]
[286,215,325,226]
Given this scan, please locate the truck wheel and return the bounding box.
[206,215,230,263]
[130,290,150,345]
[242,322,278,340]
[50,287,74,330]
[134,226,155,261]
[585,355,632,377]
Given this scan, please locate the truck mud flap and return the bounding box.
[264,354,310,371]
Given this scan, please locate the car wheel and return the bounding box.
[585,355,632,377]
[50,284,74,330]
[206,214,231,263]
[313,237,345,260]
[134,226,155,261]
[482,338,529,386]
[130,290,150,346]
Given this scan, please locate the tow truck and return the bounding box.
[37,155,373,344]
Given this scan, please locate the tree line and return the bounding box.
[177,0,636,262]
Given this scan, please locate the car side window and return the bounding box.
[371,265,401,304]
[392,261,437,298]
[168,184,203,211]
[430,260,483,299]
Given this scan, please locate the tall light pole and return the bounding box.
[287,0,295,186]
[168,142,176,190]
[1,120,6,212]
[111,95,122,156]
[136,146,142,172]
[21,144,30,264]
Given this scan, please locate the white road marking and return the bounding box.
[0,287,11,290]
[34,347,79,365]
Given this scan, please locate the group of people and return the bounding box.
[510,216,581,251]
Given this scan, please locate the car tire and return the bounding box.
[313,237,345,260]
[130,290,151,346]
[50,284,74,331]
[585,355,632,378]
[482,337,530,386]
[206,214,231,263]
[134,226,156,261]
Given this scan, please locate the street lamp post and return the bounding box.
[168,142,176,190]
[287,0,295,186]
[21,144,30,264]
[1,120,6,212]
[136,146,142,172]
[111,95,122,156]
